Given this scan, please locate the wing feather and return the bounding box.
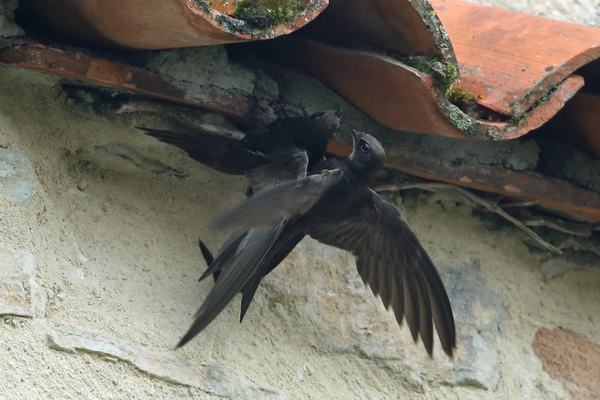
[214,169,342,231]
[306,190,455,357]
[415,271,433,354]
[246,149,309,191]
[137,126,264,175]
[391,264,405,327]
[178,221,286,347]
[403,272,420,343]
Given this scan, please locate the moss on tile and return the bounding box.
[447,88,482,106]
[409,57,458,93]
[232,0,310,28]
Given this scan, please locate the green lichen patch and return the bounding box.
[216,14,251,35]
[446,87,509,128]
[232,0,310,28]
[487,130,505,141]
[410,0,457,66]
[508,115,523,127]
[406,56,458,93]
[191,0,213,14]
[446,104,473,132]
[508,88,555,127]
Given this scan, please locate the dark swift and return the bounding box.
[196,156,343,312]
[198,154,343,283]
[137,110,341,189]
[140,111,342,315]
[178,131,456,357]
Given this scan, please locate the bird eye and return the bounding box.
[359,140,371,153]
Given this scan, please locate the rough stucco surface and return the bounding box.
[0,1,599,399]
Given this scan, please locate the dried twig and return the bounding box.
[523,219,592,237]
[376,182,563,255]
[501,200,539,208]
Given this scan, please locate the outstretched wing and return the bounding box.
[238,231,306,322]
[191,151,313,337]
[306,190,456,357]
[137,125,266,175]
[214,169,342,231]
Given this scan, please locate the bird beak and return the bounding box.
[351,129,359,147]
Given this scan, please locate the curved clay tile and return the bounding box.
[430,0,600,121]
[262,37,585,139]
[272,0,600,140]
[553,92,600,158]
[18,0,329,49]
[300,0,456,64]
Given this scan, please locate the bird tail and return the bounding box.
[177,220,287,348]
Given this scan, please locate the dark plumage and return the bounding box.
[140,111,342,317]
[137,110,341,187]
[178,131,456,357]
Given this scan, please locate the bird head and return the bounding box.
[349,130,386,173]
[306,110,342,138]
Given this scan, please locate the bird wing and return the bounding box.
[197,230,247,282]
[191,167,340,333]
[198,149,309,285]
[305,190,456,357]
[137,126,266,175]
[245,148,309,192]
[194,150,311,329]
[238,231,306,322]
[214,169,343,231]
[178,220,287,348]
